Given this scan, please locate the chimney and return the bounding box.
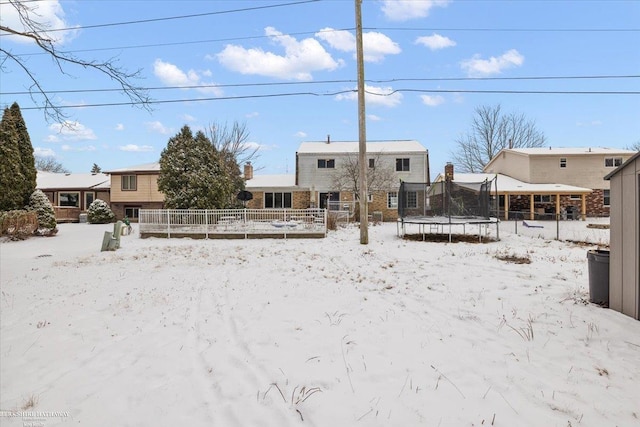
[326,134,330,144]
[244,162,253,181]
[444,162,454,182]
[508,138,513,149]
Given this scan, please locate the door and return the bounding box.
[319,192,340,210]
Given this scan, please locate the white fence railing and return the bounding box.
[139,209,327,238]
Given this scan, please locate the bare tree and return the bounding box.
[0,0,150,123]
[626,140,640,151]
[451,104,546,173]
[35,155,69,173]
[331,152,396,199]
[205,121,260,167]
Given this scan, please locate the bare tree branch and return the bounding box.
[451,104,546,172]
[0,0,150,124]
[331,152,396,199]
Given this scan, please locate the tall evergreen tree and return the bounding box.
[0,107,25,211]
[9,103,37,206]
[91,163,102,173]
[158,126,225,209]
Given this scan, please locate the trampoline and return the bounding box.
[397,177,500,242]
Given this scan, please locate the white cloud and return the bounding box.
[245,112,259,119]
[420,95,445,106]
[181,114,197,122]
[380,0,450,21]
[115,124,124,131]
[316,28,401,62]
[294,131,307,138]
[145,121,172,135]
[367,114,382,121]
[34,147,56,157]
[461,49,524,76]
[153,59,222,95]
[217,27,342,81]
[61,145,96,152]
[577,120,603,127]
[415,34,456,50]
[119,144,154,152]
[47,121,97,141]
[335,84,403,107]
[0,0,78,44]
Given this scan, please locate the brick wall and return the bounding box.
[111,202,164,221]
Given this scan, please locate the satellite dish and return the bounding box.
[237,190,253,202]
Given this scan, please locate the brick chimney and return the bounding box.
[244,162,253,181]
[444,162,454,182]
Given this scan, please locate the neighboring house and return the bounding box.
[105,162,163,221]
[36,171,111,222]
[605,151,640,320]
[294,139,430,220]
[484,147,637,217]
[243,163,308,210]
[431,163,592,220]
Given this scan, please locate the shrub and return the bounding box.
[28,190,57,236]
[0,210,38,239]
[87,199,115,224]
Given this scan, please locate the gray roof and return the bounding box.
[433,172,592,194]
[37,171,111,190]
[297,140,426,154]
[246,174,298,189]
[508,147,636,156]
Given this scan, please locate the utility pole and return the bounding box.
[355,0,368,244]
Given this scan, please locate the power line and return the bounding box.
[13,87,640,112]
[1,74,638,96]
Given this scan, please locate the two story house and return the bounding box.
[483,147,637,217]
[244,139,430,221]
[105,162,163,221]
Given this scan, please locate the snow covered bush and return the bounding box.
[87,199,115,224]
[27,190,57,236]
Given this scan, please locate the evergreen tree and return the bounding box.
[0,107,25,211]
[28,190,57,235]
[158,126,229,209]
[9,103,37,206]
[91,163,102,173]
[87,199,115,224]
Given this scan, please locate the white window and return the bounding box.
[124,207,140,219]
[605,157,623,167]
[570,194,581,200]
[396,158,410,172]
[405,191,417,208]
[122,175,137,191]
[387,192,398,208]
[559,158,567,168]
[534,195,552,203]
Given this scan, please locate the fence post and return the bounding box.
[205,209,209,239]
[167,209,171,238]
[556,212,560,241]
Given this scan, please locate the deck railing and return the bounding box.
[139,208,327,238]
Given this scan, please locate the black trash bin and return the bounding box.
[587,249,610,306]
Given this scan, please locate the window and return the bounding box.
[59,192,80,207]
[570,194,581,200]
[265,192,292,208]
[387,192,398,208]
[605,157,623,167]
[85,192,95,209]
[317,159,335,169]
[367,193,373,203]
[603,189,610,206]
[559,158,567,168]
[122,175,137,191]
[534,195,552,203]
[124,207,140,219]
[396,158,410,172]
[405,191,417,208]
[368,158,375,168]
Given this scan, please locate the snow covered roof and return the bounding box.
[245,175,298,189]
[508,147,636,156]
[105,162,160,173]
[433,172,592,194]
[36,171,111,190]
[297,140,426,154]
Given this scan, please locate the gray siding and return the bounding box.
[608,154,640,320]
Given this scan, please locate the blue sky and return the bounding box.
[1,0,638,180]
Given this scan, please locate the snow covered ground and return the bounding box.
[1,220,638,427]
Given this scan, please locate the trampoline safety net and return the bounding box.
[398,178,496,219]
